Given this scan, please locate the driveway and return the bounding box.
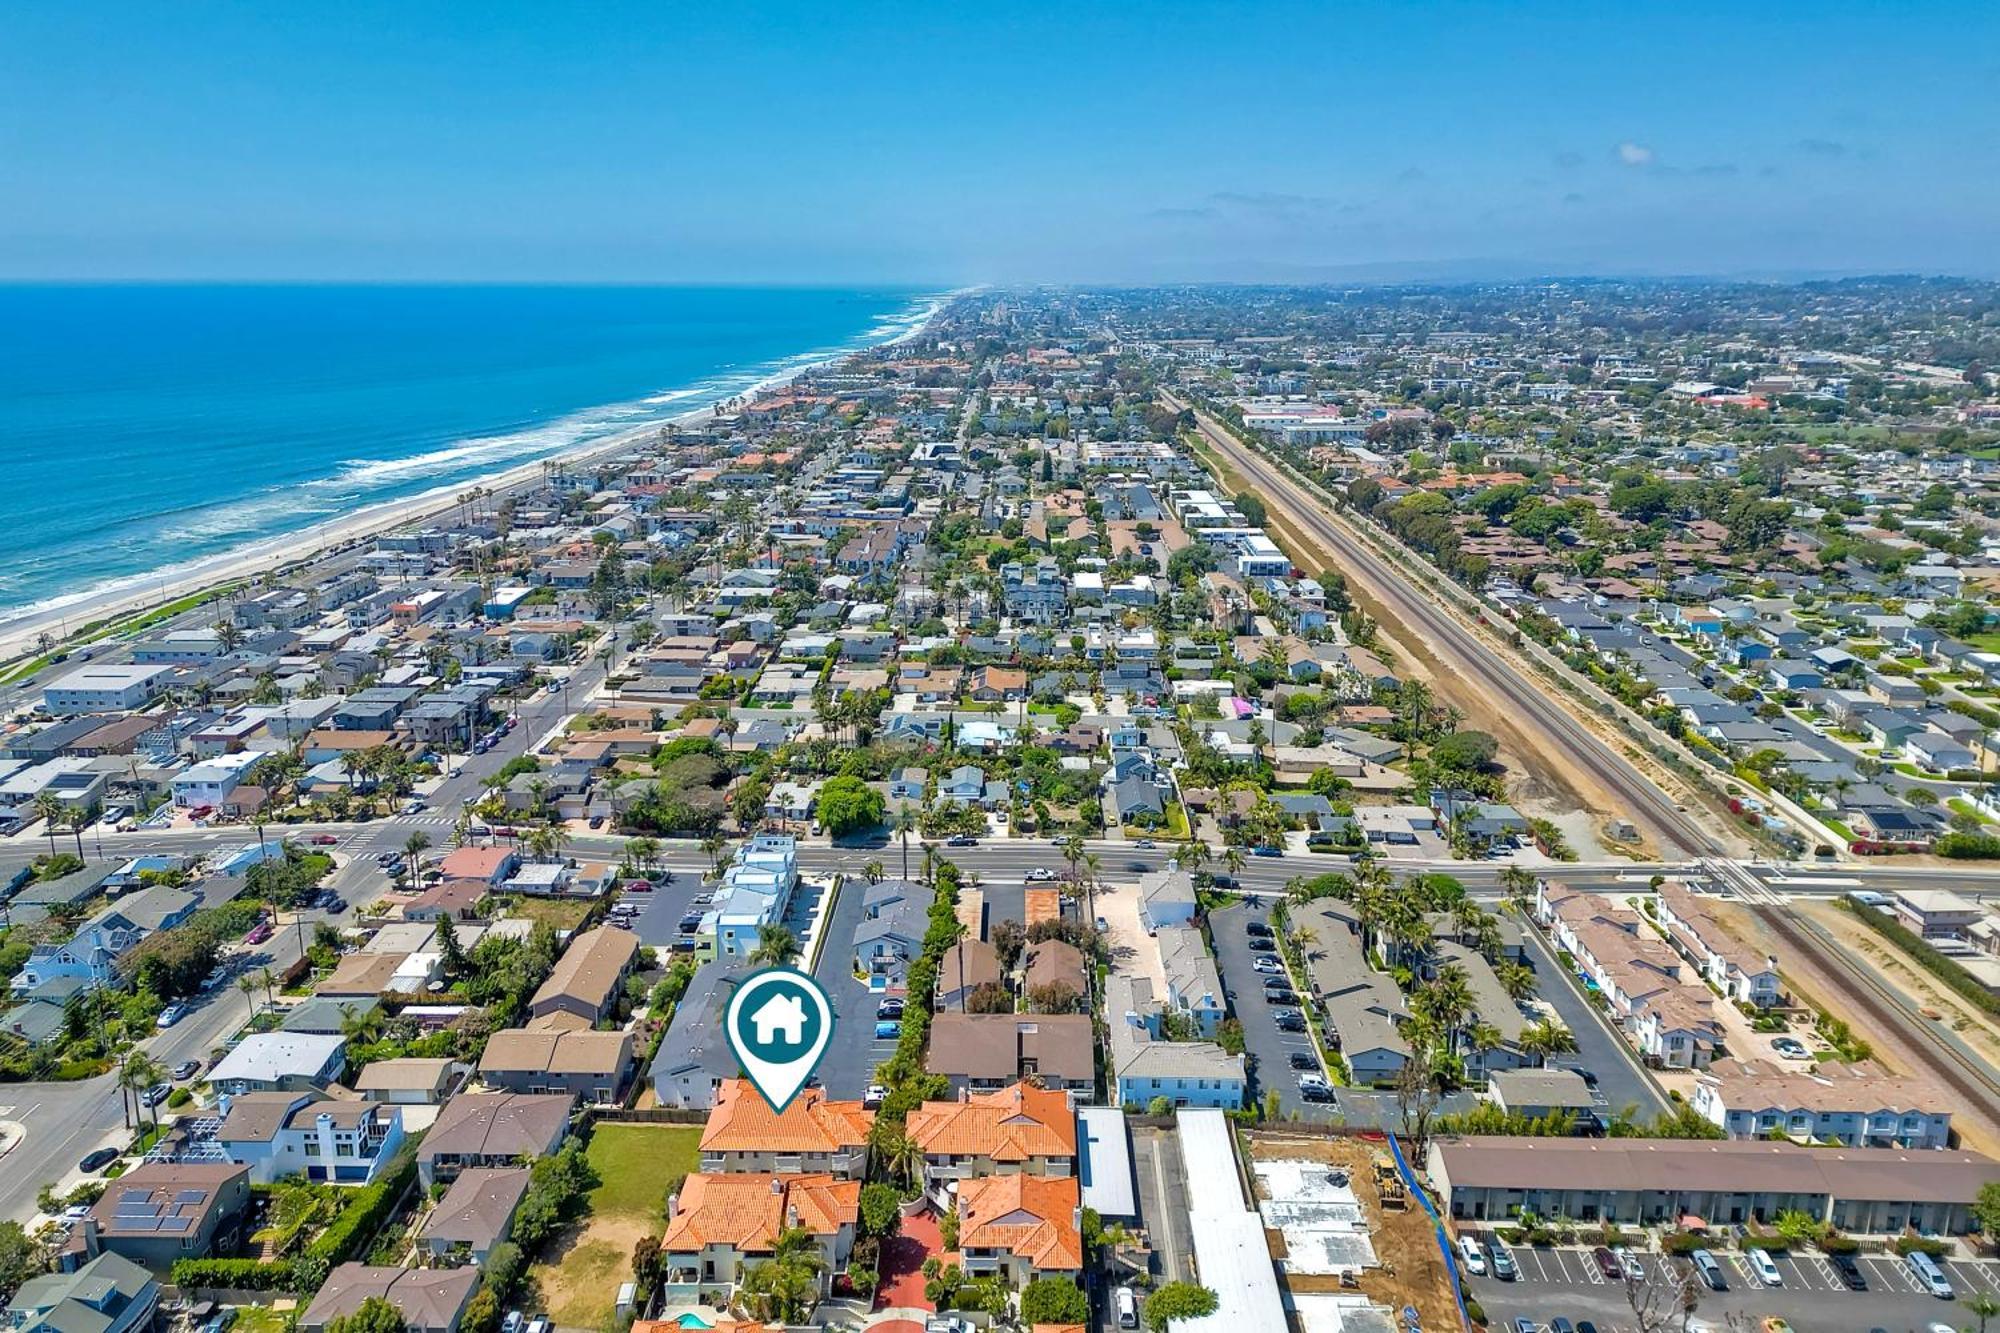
[1517,920,1669,1121]
[808,875,900,1099]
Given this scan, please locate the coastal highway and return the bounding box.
[1162,387,1722,860]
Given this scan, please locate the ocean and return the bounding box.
[0,284,934,622]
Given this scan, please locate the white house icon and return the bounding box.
[750,993,807,1045]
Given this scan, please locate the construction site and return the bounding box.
[1246,1130,1461,1333]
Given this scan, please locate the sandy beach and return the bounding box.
[0,296,948,667]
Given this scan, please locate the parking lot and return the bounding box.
[1515,924,1667,1121]
[1210,901,1333,1119]
[1465,1237,2000,1331]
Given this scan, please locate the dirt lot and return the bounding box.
[1246,1130,1458,1332]
[529,1124,698,1328]
[1796,899,2000,1069]
[1716,900,2000,1157]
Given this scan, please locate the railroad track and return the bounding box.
[1168,390,1722,858]
[1709,859,2000,1112]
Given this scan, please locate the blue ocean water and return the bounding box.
[0,284,933,620]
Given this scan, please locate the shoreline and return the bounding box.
[0,292,951,667]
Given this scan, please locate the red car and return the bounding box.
[245,922,274,944]
[309,833,338,846]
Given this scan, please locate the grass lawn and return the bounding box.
[529,1125,700,1328]
[229,1304,298,1333]
[1948,798,1996,828]
[497,896,594,931]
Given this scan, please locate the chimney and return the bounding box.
[80,1216,100,1259]
[769,1178,785,1195]
[666,1192,679,1219]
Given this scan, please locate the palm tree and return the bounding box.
[894,805,920,881]
[59,805,88,858]
[403,831,432,883]
[1172,839,1212,875]
[1496,864,1537,912]
[1464,1021,1505,1072]
[1221,845,1247,880]
[239,974,260,1022]
[624,836,660,873]
[1962,1292,2000,1333]
[122,1052,168,1130]
[33,791,64,858]
[1521,1018,1578,1068]
[862,860,885,885]
[883,1128,927,1190]
[749,925,798,968]
[339,1003,386,1045]
[700,834,727,877]
[1495,960,1537,1003]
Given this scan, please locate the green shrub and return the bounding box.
[306,1152,415,1265]
[1893,1234,1949,1257]
[170,1258,303,1291]
[1739,1233,1791,1251]
[1659,1231,1704,1255]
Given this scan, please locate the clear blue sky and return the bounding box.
[5,1,1997,283]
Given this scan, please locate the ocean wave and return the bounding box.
[0,290,948,631]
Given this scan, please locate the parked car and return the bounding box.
[1245,921,1272,937]
[1457,1234,1486,1275]
[1274,1011,1306,1033]
[245,922,274,945]
[79,1148,120,1173]
[1592,1247,1623,1281]
[1488,1244,1517,1280]
[140,1082,170,1109]
[1612,1245,1643,1282]
[1248,936,1276,952]
[1745,1247,1782,1286]
[155,1002,188,1029]
[876,998,906,1020]
[862,1084,888,1108]
[1829,1252,1866,1291]
[171,1059,202,1081]
[1771,1036,1809,1059]
[1288,1052,1318,1071]
[1690,1249,1727,1291]
[1252,956,1282,974]
[874,1021,901,1039]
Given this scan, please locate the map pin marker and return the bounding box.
[725,967,837,1114]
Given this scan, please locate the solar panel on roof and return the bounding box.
[159,1216,193,1232]
[175,1189,207,1204]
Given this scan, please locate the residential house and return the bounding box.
[658,1174,860,1309]
[527,925,639,1029]
[904,1081,1078,1197]
[75,1163,249,1271]
[417,1092,573,1188]
[206,1033,348,1096]
[955,1174,1084,1288]
[924,1012,1096,1101]
[8,1252,158,1333]
[216,1092,407,1185]
[1655,880,1781,1008]
[1105,973,1244,1111]
[301,1265,479,1333]
[852,879,932,984]
[1692,1058,1954,1149]
[419,1167,531,1266]
[695,1078,873,1178]
[478,1028,635,1102]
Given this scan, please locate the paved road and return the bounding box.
[807,873,897,1100]
[1166,388,1722,860]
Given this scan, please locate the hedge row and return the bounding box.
[1845,901,2000,1019]
[169,1257,307,1292]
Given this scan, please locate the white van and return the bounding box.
[1456,1234,1487,1275]
[1907,1249,1954,1298]
[1115,1286,1139,1329]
